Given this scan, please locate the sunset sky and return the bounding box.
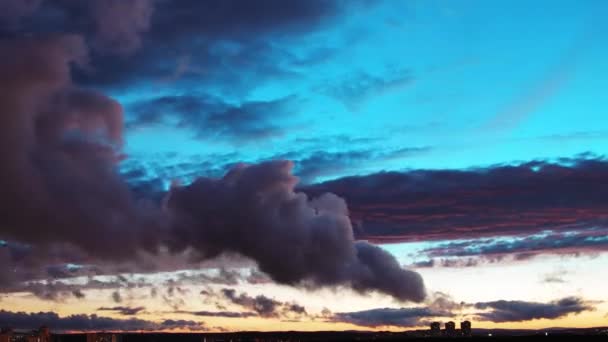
[1,0,607,333]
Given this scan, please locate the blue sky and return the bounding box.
[113,0,608,186]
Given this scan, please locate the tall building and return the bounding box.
[430,322,441,336]
[461,320,472,336]
[445,321,456,336]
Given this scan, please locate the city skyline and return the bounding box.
[1,0,607,334]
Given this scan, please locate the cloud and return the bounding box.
[288,147,431,184]
[128,94,296,142]
[332,296,597,327]
[474,297,595,322]
[98,306,146,316]
[1,0,154,56]
[542,270,569,284]
[320,69,415,111]
[174,310,256,318]
[304,157,608,243]
[0,0,42,28]
[0,310,205,332]
[111,291,122,304]
[216,288,307,318]
[0,12,425,304]
[71,290,86,299]
[420,228,608,261]
[0,35,165,263]
[69,0,354,89]
[167,161,426,302]
[332,307,448,328]
[89,0,154,55]
[221,289,284,318]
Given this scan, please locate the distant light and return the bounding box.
[545,332,549,336]
[488,333,492,337]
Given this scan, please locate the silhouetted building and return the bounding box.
[0,327,50,342]
[86,333,119,342]
[430,322,441,336]
[461,320,472,336]
[445,321,456,336]
[0,328,11,342]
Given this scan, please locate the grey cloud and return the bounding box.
[0,310,205,332]
[474,297,595,322]
[98,306,146,316]
[167,160,426,302]
[174,310,256,318]
[90,0,154,55]
[332,307,447,328]
[128,94,296,142]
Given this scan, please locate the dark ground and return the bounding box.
[50,328,608,342]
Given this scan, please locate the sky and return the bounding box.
[0,0,607,333]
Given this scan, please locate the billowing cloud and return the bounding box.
[0,310,205,332]
[167,161,426,302]
[474,297,595,322]
[0,35,164,262]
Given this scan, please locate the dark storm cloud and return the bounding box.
[89,0,154,55]
[0,35,165,261]
[98,306,146,316]
[149,0,338,42]
[0,0,42,29]
[474,297,595,322]
[0,9,426,304]
[304,157,608,243]
[167,160,426,302]
[1,0,154,56]
[0,310,205,332]
[129,94,296,142]
[0,0,355,95]
[70,0,354,88]
[332,307,448,328]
